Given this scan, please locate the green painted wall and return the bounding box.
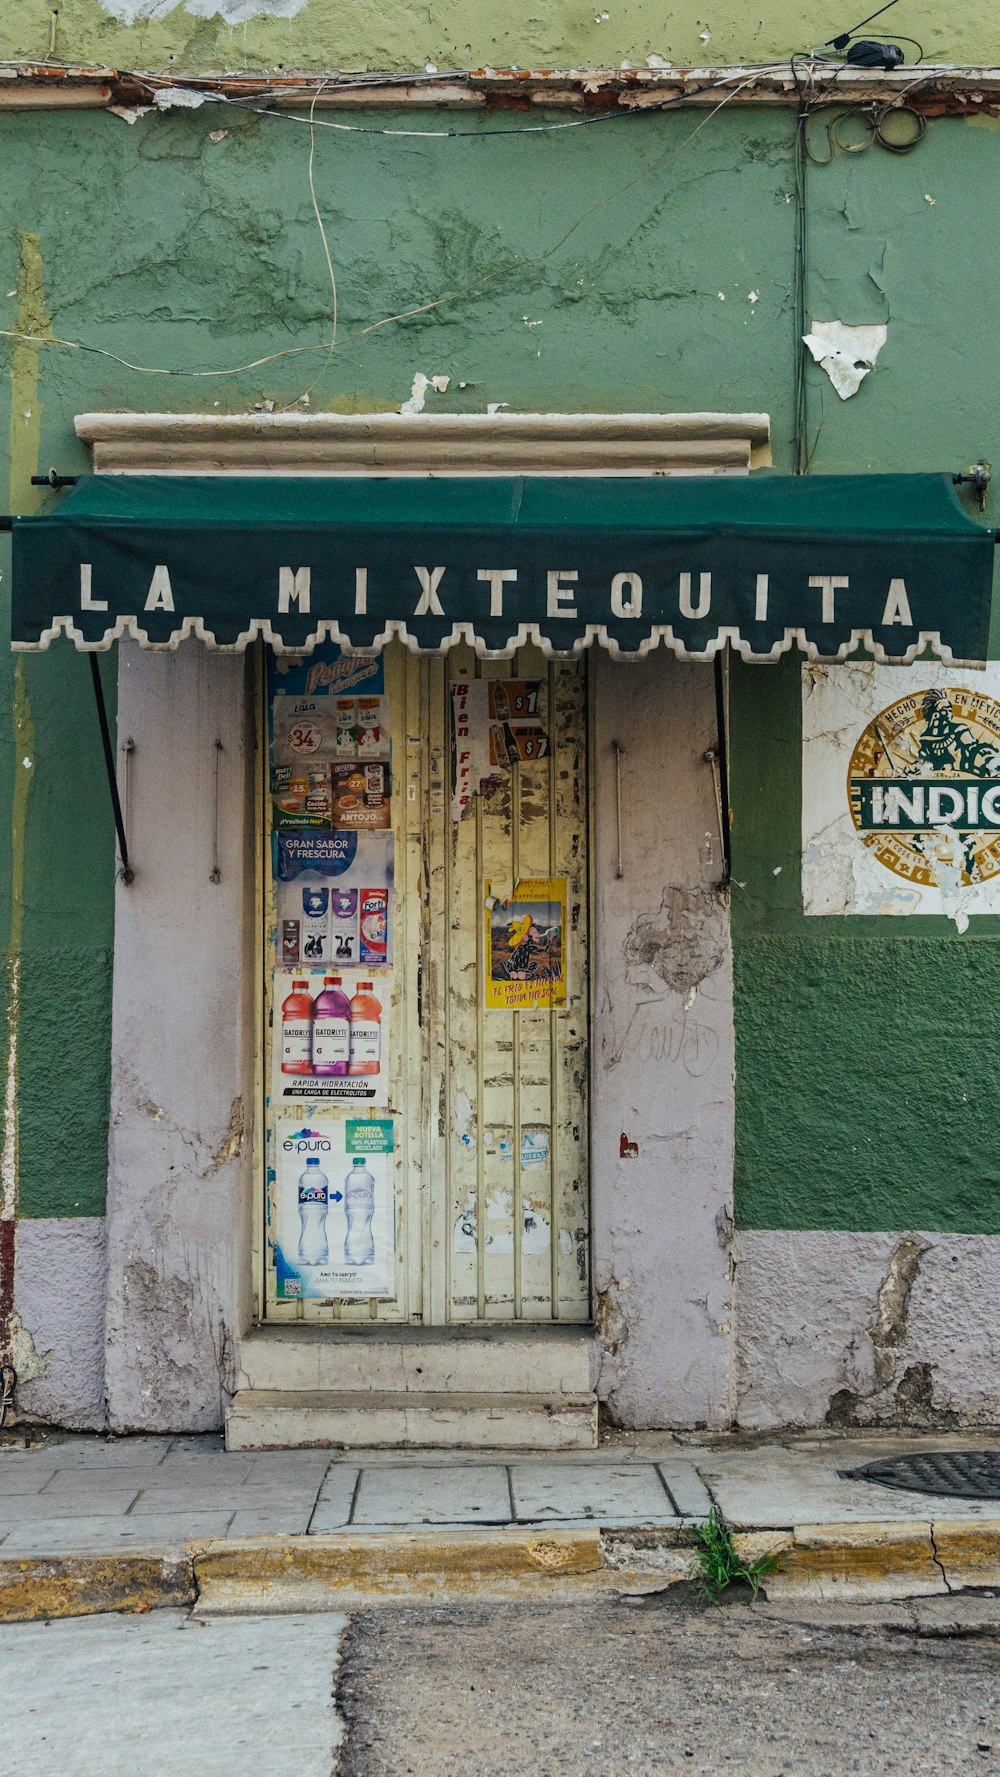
[2,99,999,1231]
[0,0,997,78]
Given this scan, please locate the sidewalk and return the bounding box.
[2,1426,1000,1618]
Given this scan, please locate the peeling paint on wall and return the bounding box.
[96,0,309,21]
[803,320,887,400]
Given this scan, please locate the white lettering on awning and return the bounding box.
[809,574,848,624]
[882,578,912,626]
[80,564,107,613]
[477,568,517,616]
[355,568,368,615]
[547,570,578,618]
[755,574,769,622]
[278,566,311,614]
[413,565,446,616]
[679,572,711,620]
[610,572,642,619]
[145,565,174,613]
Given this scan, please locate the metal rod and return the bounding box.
[88,654,134,885]
[210,738,223,883]
[712,649,732,887]
[612,739,625,879]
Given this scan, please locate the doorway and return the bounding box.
[262,642,590,1324]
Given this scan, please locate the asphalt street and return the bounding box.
[2,1591,1000,1776]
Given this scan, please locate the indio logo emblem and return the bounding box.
[848,688,1000,887]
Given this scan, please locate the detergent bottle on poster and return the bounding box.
[312,975,351,1077]
[348,983,382,1076]
[343,1158,376,1266]
[280,979,313,1075]
[297,1157,329,1265]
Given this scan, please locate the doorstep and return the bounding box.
[227,1323,599,1451]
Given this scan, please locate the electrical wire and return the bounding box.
[0,72,755,388]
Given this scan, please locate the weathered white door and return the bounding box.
[262,642,590,1323]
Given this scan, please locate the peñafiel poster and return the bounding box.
[484,877,568,1010]
[271,648,389,766]
[272,969,391,1105]
[274,1114,396,1300]
[275,829,393,971]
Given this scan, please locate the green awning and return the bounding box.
[10,471,994,663]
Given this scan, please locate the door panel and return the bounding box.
[263,642,589,1324]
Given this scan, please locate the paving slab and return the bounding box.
[40,1467,204,1495]
[0,1488,140,1521]
[350,1463,511,1527]
[700,1443,1000,1527]
[653,1460,714,1519]
[0,1609,346,1777]
[510,1463,675,1524]
[130,1487,320,1514]
[227,1510,314,1537]
[0,1437,175,1468]
[0,1466,59,1496]
[0,1511,235,1553]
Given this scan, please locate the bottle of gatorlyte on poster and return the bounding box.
[312,974,352,1077]
[280,978,313,1075]
[298,1157,329,1266]
[301,885,329,963]
[348,982,382,1076]
[343,1158,376,1266]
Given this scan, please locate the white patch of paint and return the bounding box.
[399,372,450,416]
[97,0,308,21]
[152,87,206,109]
[802,320,888,400]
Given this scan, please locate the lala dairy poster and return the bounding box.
[274,1114,396,1300]
[484,877,568,1010]
[272,969,391,1105]
[275,830,393,971]
[270,647,389,766]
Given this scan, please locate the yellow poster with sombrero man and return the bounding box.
[484,878,568,1010]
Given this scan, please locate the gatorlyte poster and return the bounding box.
[274,1114,395,1300]
[271,969,391,1105]
[484,877,568,1010]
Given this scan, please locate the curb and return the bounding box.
[0,1552,195,1622]
[2,1519,999,1620]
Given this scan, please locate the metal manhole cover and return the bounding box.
[844,1450,1000,1500]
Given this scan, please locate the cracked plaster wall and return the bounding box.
[591,652,734,1428]
[13,1217,107,1427]
[0,2,996,77]
[735,1229,1000,1429]
[104,642,256,1431]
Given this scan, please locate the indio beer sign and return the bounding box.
[848,687,1000,888]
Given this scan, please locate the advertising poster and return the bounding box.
[801,662,1000,929]
[275,829,393,970]
[451,680,548,820]
[484,877,568,1010]
[273,688,390,765]
[274,1114,396,1300]
[272,969,391,1104]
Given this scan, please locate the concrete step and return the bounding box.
[237,1323,595,1397]
[225,1389,599,1452]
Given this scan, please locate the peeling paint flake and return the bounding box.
[803,320,888,400]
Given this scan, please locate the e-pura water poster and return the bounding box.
[266,646,396,1303]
